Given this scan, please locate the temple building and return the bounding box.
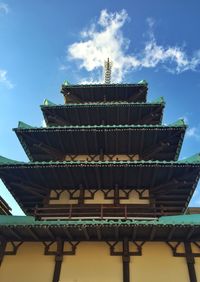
[0,75,200,282]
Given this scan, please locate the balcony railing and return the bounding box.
[34,204,182,219]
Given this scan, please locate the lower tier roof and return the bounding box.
[14,122,186,161]
[0,156,199,214]
[0,215,199,242]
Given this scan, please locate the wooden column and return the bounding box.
[78,184,84,205]
[0,240,6,266]
[184,242,197,282]
[53,239,64,282]
[122,238,130,282]
[114,184,120,206]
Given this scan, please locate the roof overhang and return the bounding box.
[14,124,186,161]
[0,215,200,242]
[0,159,199,214]
[61,83,148,103]
[41,101,164,126]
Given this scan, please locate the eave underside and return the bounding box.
[41,103,164,126]
[0,216,200,242]
[61,84,147,103]
[0,162,199,214]
[14,126,185,161]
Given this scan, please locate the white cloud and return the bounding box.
[0,69,14,89]
[186,127,200,140]
[41,119,46,127]
[0,2,9,14]
[67,10,200,83]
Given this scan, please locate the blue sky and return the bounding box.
[0,0,200,214]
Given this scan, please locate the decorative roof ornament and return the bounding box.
[138,80,148,86]
[104,58,112,84]
[63,80,70,86]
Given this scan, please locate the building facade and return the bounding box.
[0,82,200,282]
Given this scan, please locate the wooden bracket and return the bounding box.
[166,242,200,258]
[49,190,64,200]
[166,242,200,282]
[43,240,80,256]
[106,240,145,257]
[0,240,23,266]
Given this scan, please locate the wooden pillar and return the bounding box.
[122,238,130,282]
[52,239,64,282]
[114,184,119,206]
[78,184,84,205]
[184,242,197,282]
[100,149,104,161]
[0,240,6,266]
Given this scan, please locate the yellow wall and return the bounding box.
[1,241,200,282]
[0,242,54,282]
[49,189,149,205]
[64,154,140,161]
[132,242,189,282]
[60,242,122,282]
[191,242,200,282]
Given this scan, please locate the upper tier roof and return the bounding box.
[61,83,148,103]
[41,98,164,126]
[14,120,186,161]
[0,155,199,214]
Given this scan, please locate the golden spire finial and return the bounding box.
[104,58,112,84]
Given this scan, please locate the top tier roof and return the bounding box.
[61,83,148,103]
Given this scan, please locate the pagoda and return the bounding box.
[0,67,200,282]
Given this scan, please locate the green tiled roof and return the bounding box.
[0,156,22,165]
[43,99,56,106]
[0,214,199,226]
[16,119,186,130]
[0,153,199,166]
[41,97,165,108]
[138,80,148,86]
[61,83,148,88]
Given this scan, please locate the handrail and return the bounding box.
[34,204,181,219]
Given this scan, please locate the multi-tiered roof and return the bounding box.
[0,81,200,243]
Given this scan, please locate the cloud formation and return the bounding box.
[0,69,13,89]
[0,2,9,14]
[68,10,200,83]
[186,127,200,140]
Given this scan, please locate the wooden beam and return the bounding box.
[184,242,197,282]
[96,227,102,240]
[63,92,82,103]
[78,184,84,205]
[186,228,195,240]
[53,239,64,282]
[0,240,6,266]
[114,184,120,206]
[47,114,68,126]
[63,229,73,241]
[167,227,176,241]
[150,226,156,241]
[33,143,64,160]
[122,238,130,282]
[83,228,90,240]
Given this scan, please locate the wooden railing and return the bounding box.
[34,204,181,219]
